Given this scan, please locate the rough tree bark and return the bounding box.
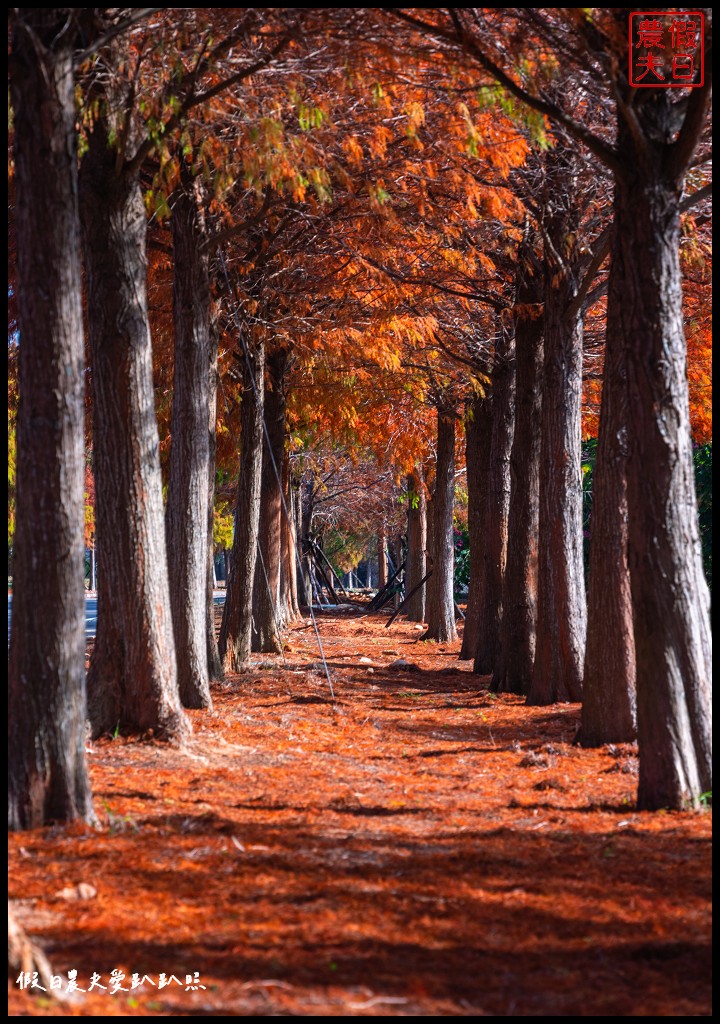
[206,307,224,682]
[527,143,586,706]
[8,8,95,828]
[294,478,309,606]
[252,348,288,653]
[218,339,265,671]
[377,527,388,590]
[300,474,315,604]
[493,287,543,695]
[421,6,711,807]
[79,122,187,740]
[474,323,515,675]
[580,272,636,743]
[404,468,427,622]
[459,393,492,660]
[278,450,300,623]
[424,408,457,642]
[612,98,711,809]
[166,174,211,709]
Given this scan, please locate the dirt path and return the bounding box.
[9,610,712,1016]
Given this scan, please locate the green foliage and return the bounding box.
[309,166,333,202]
[323,528,369,575]
[402,488,421,511]
[102,798,139,835]
[581,438,596,588]
[453,527,470,592]
[213,499,234,551]
[476,85,550,149]
[144,188,171,222]
[368,181,390,206]
[297,103,325,131]
[694,443,712,592]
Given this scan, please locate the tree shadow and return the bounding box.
[41,815,711,1016]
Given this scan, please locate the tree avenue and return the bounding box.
[8,4,711,841]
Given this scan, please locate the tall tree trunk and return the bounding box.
[166,176,211,709]
[218,339,265,671]
[278,448,300,624]
[294,478,309,606]
[390,534,403,608]
[612,109,711,810]
[252,349,288,653]
[223,550,231,588]
[580,276,635,743]
[474,323,515,674]
[9,9,95,828]
[393,535,403,599]
[424,408,457,642]
[377,528,388,589]
[527,146,586,706]
[460,394,492,660]
[493,292,543,695]
[300,474,315,604]
[206,308,224,683]
[405,469,427,622]
[79,123,187,741]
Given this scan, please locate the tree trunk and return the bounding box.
[294,479,309,606]
[527,147,586,706]
[278,448,300,624]
[300,474,315,604]
[392,535,403,607]
[166,176,211,709]
[493,294,543,695]
[206,309,224,683]
[8,9,95,828]
[424,408,457,642]
[218,339,265,670]
[404,469,427,622]
[252,349,288,653]
[460,393,492,660]
[79,123,187,740]
[613,114,711,810]
[580,270,636,743]
[474,323,515,675]
[223,550,230,587]
[377,528,388,589]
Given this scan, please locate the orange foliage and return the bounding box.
[681,213,712,443]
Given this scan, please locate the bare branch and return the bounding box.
[569,222,612,318]
[388,8,623,174]
[125,31,293,177]
[680,181,713,212]
[668,39,713,180]
[74,8,165,66]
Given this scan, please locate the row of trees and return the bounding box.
[8,8,711,830]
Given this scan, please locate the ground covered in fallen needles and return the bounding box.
[8,607,712,1016]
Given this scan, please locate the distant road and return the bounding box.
[8,592,225,642]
